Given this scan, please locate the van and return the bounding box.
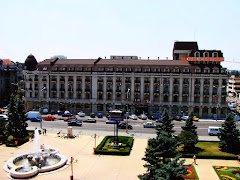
[208,126,221,136]
[0,114,8,121]
[26,111,42,122]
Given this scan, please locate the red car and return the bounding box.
[43,115,56,121]
[64,116,76,121]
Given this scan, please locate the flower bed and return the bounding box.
[182,165,199,179]
[214,166,240,180]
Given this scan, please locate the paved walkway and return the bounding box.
[0,132,239,180]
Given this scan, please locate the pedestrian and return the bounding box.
[43,129,47,135]
[193,155,197,165]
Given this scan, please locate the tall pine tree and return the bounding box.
[178,112,198,151]
[6,90,28,144]
[218,112,240,154]
[139,110,187,179]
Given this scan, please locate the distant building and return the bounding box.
[23,41,228,118]
[227,75,240,97]
[0,59,23,107]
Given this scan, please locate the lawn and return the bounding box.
[214,166,240,180]
[179,141,237,159]
[95,136,134,155]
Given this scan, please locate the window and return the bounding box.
[204,52,209,57]
[213,52,218,57]
[183,67,189,73]
[195,68,201,73]
[204,68,210,73]
[194,51,200,57]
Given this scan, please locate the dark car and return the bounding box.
[118,122,133,129]
[83,118,96,123]
[90,113,96,118]
[105,120,117,124]
[171,115,181,121]
[150,114,162,120]
[67,119,82,126]
[96,112,103,118]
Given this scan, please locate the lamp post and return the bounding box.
[70,156,74,180]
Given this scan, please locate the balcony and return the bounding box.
[116,78,122,82]
[51,87,57,91]
[97,88,103,92]
[154,90,160,93]
[28,78,32,81]
[85,88,91,92]
[106,89,112,92]
[135,80,140,83]
[34,78,38,81]
[98,79,103,82]
[173,91,179,94]
[173,80,179,84]
[144,80,150,83]
[116,89,121,92]
[144,89,150,93]
[51,77,57,81]
[134,89,140,93]
[42,78,47,81]
[125,79,131,83]
[60,77,65,81]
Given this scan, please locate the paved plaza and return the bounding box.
[0,130,239,180]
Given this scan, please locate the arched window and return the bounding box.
[194,51,200,57]
[204,52,209,57]
[212,52,218,57]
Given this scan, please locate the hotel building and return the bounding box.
[23,41,228,118]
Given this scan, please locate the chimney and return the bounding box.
[148,57,149,60]
[105,56,106,59]
[158,57,159,60]
[166,57,168,60]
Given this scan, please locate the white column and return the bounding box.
[73,75,77,99]
[82,76,86,99]
[150,76,154,103]
[57,75,60,99]
[169,77,173,105]
[140,76,144,101]
[103,76,107,101]
[112,76,116,101]
[65,76,68,99]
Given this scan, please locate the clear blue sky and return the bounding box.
[0,0,240,70]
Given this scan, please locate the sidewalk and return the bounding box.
[0,133,238,180]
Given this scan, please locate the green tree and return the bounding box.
[139,110,187,179]
[6,92,28,144]
[178,112,198,151]
[156,109,174,135]
[218,113,240,154]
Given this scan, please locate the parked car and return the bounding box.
[208,126,221,136]
[138,114,148,120]
[67,119,82,126]
[234,115,240,121]
[62,111,73,117]
[0,114,8,121]
[90,113,96,118]
[143,122,156,128]
[26,111,42,122]
[64,116,76,121]
[171,115,181,121]
[118,122,133,129]
[83,118,96,123]
[96,112,103,118]
[30,117,42,122]
[180,115,189,121]
[57,110,63,115]
[193,116,199,121]
[105,120,117,124]
[77,111,86,117]
[129,114,138,120]
[43,115,56,121]
[149,114,162,120]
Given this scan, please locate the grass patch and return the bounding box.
[213,166,240,180]
[179,141,237,160]
[95,136,134,156]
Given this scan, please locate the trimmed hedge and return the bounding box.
[95,136,134,156]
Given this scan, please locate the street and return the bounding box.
[27,116,225,136]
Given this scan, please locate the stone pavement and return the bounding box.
[0,132,239,180]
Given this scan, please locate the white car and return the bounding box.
[77,111,86,117]
[143,122,156,128]
[138,114,148,120]
[129,114,138,120]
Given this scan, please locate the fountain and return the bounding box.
[4,128,68,179]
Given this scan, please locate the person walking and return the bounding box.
[193,155,197,165]
[43,129,47,135]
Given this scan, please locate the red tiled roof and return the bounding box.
[2,59,14,65]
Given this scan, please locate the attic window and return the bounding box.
[43,67,48,71]
[144,68,150,72]
[116,67,122,72]
[173,67,179,73]
[194,51,200,57]
[97,67,104,71]
[204,52,209,57]
[213,52,218,57]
